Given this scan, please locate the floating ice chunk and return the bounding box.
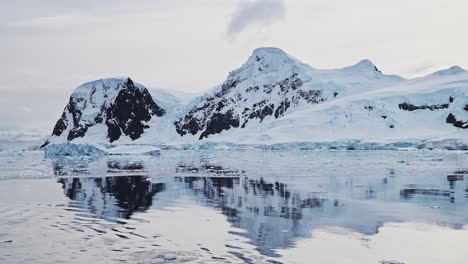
[163,254,177,261]
[105,145,160,156]
[44,143,106,157]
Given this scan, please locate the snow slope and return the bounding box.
[43,47,468,151]
[200,65,468,146]
[175,47,404,140]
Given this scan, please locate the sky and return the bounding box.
[2,0,468,140]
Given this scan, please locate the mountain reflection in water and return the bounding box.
[176,176,327,256]
[47,152,468,259]
[58,176,165,219]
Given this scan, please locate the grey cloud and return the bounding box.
[227,0,285,38]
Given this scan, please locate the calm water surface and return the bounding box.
[0,146,468,263]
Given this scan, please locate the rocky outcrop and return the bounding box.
[398,102,449,111]
[105,78,165,142]
[446,113,468,129]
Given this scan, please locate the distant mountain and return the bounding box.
[43,48,468,150]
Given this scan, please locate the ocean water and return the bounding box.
[0,145,467,263]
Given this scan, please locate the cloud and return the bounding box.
[227,0,285,39]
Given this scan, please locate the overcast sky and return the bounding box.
[2,0,468,139]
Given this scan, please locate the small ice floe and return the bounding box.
[380,260,404,264]
[105,144,161,156]
[163,254,177,261]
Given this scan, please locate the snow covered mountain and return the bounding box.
[42,78,167,147]
[175,47,403,140]
[224,68,468,148]
[43,47,468,150]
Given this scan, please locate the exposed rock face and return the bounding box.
[105,78,165,142]
[396,97,468,130]
[43,78,165,147]
[200,110,240,139]
[398,102,449,111]
[52,113,68,137]
[446,113,468,129]
[65,95,91,141]
[175,74,323,139]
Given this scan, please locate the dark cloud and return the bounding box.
[227,0,285,39]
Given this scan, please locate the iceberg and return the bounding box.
[44,143,106,157]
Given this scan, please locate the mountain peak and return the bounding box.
[229,47,308,79]
[349,59,381,73]
[246,47,304,67]
[431,66,465,76]
[251,47,289,57]
[124,77,134,87]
